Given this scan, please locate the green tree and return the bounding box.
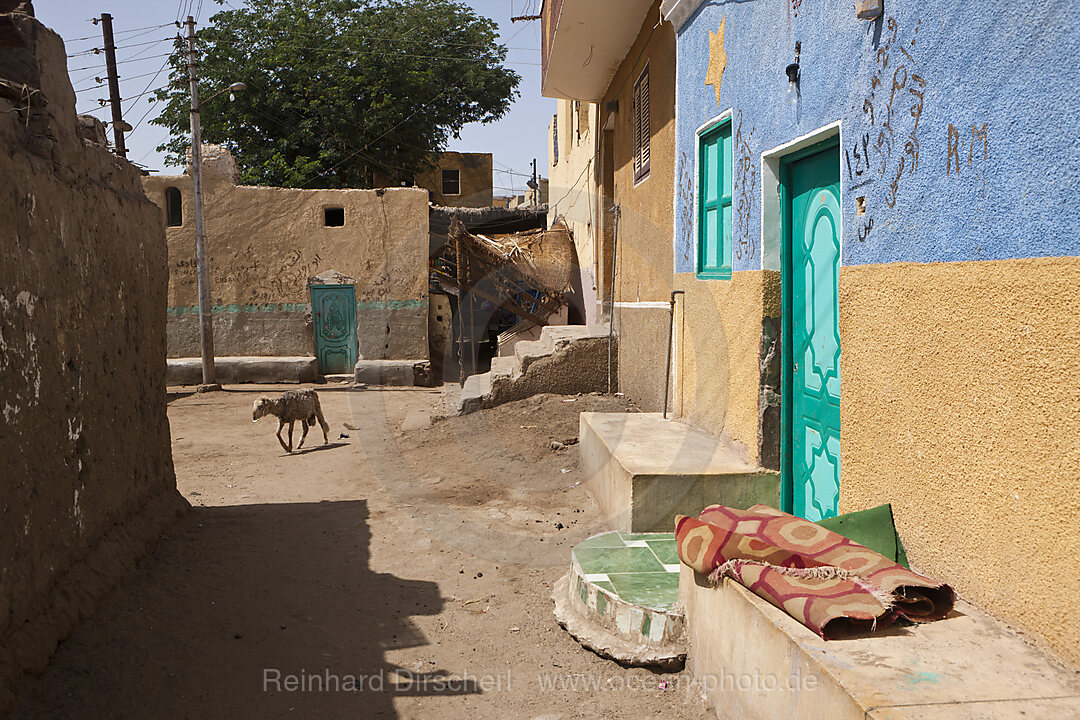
[153,0,520,188]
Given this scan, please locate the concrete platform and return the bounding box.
[353,359,432,387]
[679,566,1080,719]
[167,356,318,385]
[579,413,780,533]
[553,531,686,669]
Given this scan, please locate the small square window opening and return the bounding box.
[324,207,345,226]
[442,169,461,196]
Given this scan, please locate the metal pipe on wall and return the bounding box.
[663,290,685,419]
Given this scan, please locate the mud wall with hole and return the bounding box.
[0,9,187,713]
[143,168,430,361]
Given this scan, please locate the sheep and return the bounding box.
[252,389,330,453]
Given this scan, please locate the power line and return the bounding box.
[67,36,179,58]
[73,67,176,93]
[65,22,175,43]
[262,42,540,66]
[69,51,174,73]
[123,55,173,116]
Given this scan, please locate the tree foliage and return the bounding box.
[153,0,520,188]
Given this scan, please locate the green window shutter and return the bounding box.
[697,120,732,279]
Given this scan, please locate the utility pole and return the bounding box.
[185,15,218,391]
[529,158,538,206]
[99,13,127,157]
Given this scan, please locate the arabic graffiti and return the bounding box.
[849,16,925,241]
[733,111,757,262]
[677,151,695,268]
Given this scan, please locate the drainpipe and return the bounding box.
[663,290,685,419]
[606,205,620,394]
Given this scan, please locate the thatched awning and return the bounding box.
[449,217,575,295]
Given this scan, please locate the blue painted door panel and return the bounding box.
[789,146,841,521]
[310,284,357,375]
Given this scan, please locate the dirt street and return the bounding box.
[12,385,710,719]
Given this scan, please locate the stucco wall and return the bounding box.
[666,0,1080,667]
[548,99,600,323]
[415,151,493,208]
[0,11,185,712]
[143,170,430,361]
[606,1,677,411]
[839,256,1080,668]
[673,270,779,465]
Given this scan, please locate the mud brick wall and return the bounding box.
[0,10,186,712]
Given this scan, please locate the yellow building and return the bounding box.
[543,0,1080,672]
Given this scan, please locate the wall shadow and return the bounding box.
[11,500,459,719]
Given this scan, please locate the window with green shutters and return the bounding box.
[697,119,732,279]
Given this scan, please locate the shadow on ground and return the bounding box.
[11,500,469,719]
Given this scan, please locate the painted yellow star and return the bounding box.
[705,16,727,106]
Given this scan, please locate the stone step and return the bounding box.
[680,566,1080,719]
[353,359,432,387]
[451,324,615,415]
[580,412,780,533]
[167,356,318,385]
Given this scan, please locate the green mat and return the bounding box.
[816,504,910,569]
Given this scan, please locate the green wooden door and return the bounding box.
[310,284,357,375]
[784,143,841,521]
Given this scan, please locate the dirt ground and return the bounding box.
[11,385,710,720]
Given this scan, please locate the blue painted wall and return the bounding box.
[672,0,1080,272]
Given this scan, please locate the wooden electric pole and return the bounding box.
[99,13,127,157]
[184,15,218,390]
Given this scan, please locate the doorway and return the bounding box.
[780,138,841,521]
[310,283,357,375]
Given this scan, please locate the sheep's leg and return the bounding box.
[316,407,330,444]
[275,419,290,453]
[297,419,310,449]
[287,421,295,453]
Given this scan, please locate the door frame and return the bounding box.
[777,134,842,516]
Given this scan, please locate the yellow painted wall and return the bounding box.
[606,1,677,411]
[548,99,600,321]
[839,256,1080,667]
[673,270,779,464]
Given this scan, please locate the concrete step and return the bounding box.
[354,359,432,387]
[167,356,318,385]
[580,412,780,533]
[680,566,1080,719]
[452,324,615,415]
[458,371,493,415]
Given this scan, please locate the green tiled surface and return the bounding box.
[620,532,675,542]
[572,531,681,612]
[575,533,629,549]
[593,580,616,594]
[574,547,665,574]
[646,539,681,565]
[608,573,681,611]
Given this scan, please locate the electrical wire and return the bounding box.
[261,42,539,66]
[67,36,178,58]
[64,22,175,44]
[69,51,174,73]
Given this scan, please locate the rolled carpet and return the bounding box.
[676,504,953,639]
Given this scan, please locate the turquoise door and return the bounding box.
[310,284,357,375]
[782,141,841,521]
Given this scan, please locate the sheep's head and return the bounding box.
[252,396,273,422]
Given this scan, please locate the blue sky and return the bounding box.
[37,0,553,195]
